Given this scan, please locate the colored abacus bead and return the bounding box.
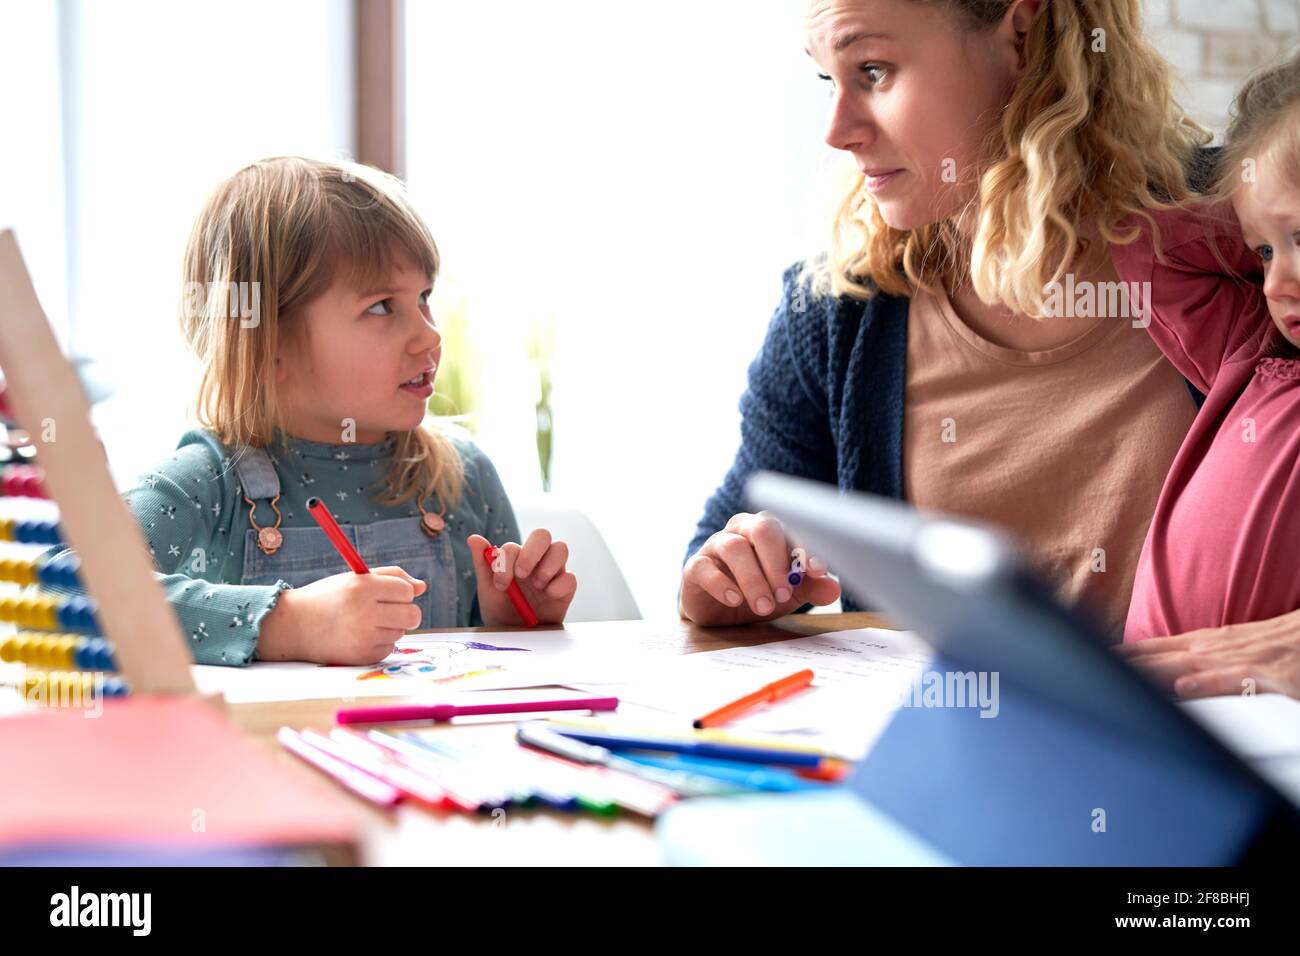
[0,595,97,633]
[38,594,59,630]
[91,638,109,670]
[10,597,29,629]
[54,595,98,634]
[34,553,82,590]
[11,597,32,629]
[72,639,94,669]
[13,634,34,663]
[73,639,92,669]
[2,633,95,670]
[53,598,75,632]
[79,637,116,671]
[31,558,53,587]
[30,636,53,668]
[54,635,78,669]
[13,594,56,631]
[1,465,47,499]
[59,555,83,589]
[13,556,35,585]
[13,518,61,545]
[21,469,47,499]
[25,635,48,667]
[50,637,73,669]
[79,599,100,633]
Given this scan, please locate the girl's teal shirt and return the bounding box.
[46,428,520,666]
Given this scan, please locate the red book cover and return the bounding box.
[0,696,360,861]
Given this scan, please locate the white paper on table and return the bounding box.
[193,628,658,703]
[566,627,934,760]
[1180,693,1300,760]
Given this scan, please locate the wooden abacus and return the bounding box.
[0,229,201,705]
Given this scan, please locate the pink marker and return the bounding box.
[277,726,402,807]
[336,695,620,725]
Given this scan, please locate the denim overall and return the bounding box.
[232,447,459,629]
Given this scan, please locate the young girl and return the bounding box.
[1114,52,1300,644]
[91,157,576,666]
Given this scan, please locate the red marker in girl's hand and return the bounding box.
[483,543,539,626]
[306,496,370,573]
[467,532,577,627]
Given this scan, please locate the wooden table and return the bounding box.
[226,611,890,866]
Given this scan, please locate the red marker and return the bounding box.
[482,544,540,627]
[306,496,369,573]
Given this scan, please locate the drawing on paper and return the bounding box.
[357,639,533,683]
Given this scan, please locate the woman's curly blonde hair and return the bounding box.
[810,0,1212,316]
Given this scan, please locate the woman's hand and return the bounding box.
[1116,610,1300,699]
[680,511,840,626]
[257,566,426,665]
[467,530,577,626]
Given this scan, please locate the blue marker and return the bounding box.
[547,727,824,768]
[618,752,830,793]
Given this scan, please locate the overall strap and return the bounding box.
[231,446,281,502]
[231,446,285,555]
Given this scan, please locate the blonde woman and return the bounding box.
[61,158,577,666]
[682,0,1295,693]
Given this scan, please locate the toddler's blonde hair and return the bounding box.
[179,156,464,508]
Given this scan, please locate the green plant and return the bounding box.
[527,311,556,491]
[427,284,481,435]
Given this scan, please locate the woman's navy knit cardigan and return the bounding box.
[684,149,1217,614]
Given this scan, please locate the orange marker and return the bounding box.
[693,668,815,729]
[795,758,852,783]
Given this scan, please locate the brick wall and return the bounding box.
[1146,0,1300,136]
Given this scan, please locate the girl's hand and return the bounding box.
[257,566,426,665]
[467,530,577,626]
[680,511,840,626]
